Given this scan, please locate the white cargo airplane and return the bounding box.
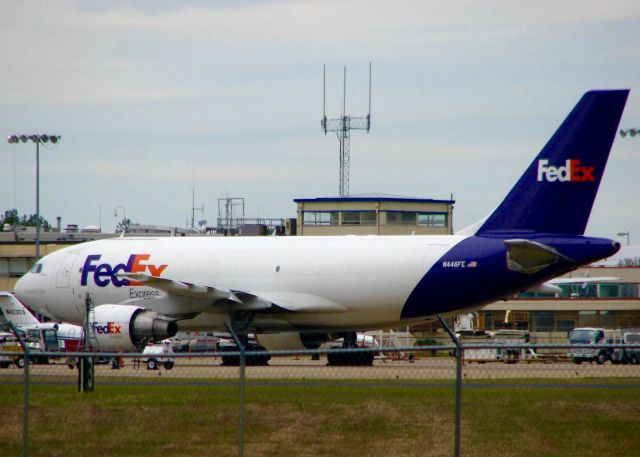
[13,90,629,365]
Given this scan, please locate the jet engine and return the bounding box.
[256,332,334,351]
[90,304,178,352]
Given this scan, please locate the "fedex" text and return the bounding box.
[81,254,168,288]
[92,322,122,334]
[537,159,595,182]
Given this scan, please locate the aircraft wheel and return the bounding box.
[327,349,374,366]
[221,355,239,366]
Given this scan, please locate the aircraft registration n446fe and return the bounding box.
[13,90,629,364]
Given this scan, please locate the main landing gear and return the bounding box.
[220,345,271,366]
[326,332,374,366]
[221,312,271,366]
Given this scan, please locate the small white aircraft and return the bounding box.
[13,90,630,365]
[0,292,85,352]
[526,275,620,295]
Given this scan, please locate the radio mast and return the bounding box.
[321,63,372,197]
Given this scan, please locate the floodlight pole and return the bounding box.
[35,140,40,260]
[7,134,61,261]
[617,231,630,247]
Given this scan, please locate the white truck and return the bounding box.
[611,330,640,365]
[568,327,617,364]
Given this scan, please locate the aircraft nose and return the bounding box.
[13,272,30,299]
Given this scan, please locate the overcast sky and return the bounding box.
[1,0,639,241]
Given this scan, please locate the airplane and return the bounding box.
[12,90,629,366]
[525,275,620,295]
[0,291,85,352]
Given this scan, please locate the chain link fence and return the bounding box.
[1,341,640,457]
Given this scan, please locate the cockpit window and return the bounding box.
[30,263,43,274]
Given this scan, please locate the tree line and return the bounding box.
[1,209,51,231]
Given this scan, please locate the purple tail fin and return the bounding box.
[477,90,629,236]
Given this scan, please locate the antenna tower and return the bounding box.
[322,63,372,197]
[188,188,205,233]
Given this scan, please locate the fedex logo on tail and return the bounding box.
[81,254,168,288]
[537,159,595,182]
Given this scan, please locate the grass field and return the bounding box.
[1,378,639,457]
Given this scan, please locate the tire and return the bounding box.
[164,361,174,370]
[327,348,374,366]
[0,362,10,369]
[221,355,239,366]
[631,355,639,365]
[596,352,606,365]
[15,357,25,369]
[573,358,582,365]
[147,358,158,370]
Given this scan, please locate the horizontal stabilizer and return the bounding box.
[504,239,573,274]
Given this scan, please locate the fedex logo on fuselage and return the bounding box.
[81,254,168,288]
[537,159,595,182]
[92,322,122,334]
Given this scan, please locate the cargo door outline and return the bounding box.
[56,253,79,288]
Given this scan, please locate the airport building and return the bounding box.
[294,193,455,236]
[480,262,640,332]
[0,223,194,291]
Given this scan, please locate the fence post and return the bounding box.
[8,320,30,457]
[224,321,246,457]
[438,315,461,457]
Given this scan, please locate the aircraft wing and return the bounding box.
[526,276,620,294]
[118,273,348,314]
[121,273,241,301]
[504,239,573,274]
[545,276,619,285]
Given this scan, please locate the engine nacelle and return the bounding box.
[256,332,334,351]
[91,304,178,352]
